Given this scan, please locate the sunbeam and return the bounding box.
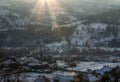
[46,0,60,30]
[31,0,62,30]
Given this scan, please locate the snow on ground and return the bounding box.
[87,74,99,82]
[0,71,75,82]
[0,62,119,82]
[0,9,9,15]
[70,23,117,47]
[46,41,68,52]
[67,61,120,72]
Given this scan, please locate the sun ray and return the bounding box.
[46,0,61,30]
[30,0,63,31]
[30,0,46,21]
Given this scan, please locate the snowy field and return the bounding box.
[67,61,120,71]
[0,71,75,82]
[0,62,120,82]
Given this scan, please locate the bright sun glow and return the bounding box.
[31,0,62,30]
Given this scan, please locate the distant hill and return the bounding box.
[0,8,120,48]
[84,9,120,24]
[70,9,120,47]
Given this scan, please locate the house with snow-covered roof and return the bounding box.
[95,66,112,75]
[87,74,100,82]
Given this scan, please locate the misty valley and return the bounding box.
[0,0,120,82]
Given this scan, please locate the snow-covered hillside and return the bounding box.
[70,23,120,47]
[0,8,29,28]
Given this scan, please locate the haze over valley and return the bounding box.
[0,0,120,82]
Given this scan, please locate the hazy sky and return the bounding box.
[0,0,120,8]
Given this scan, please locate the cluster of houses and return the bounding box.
[0,57,52,74]
[88,66,120,82]
[0,56,120,82]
